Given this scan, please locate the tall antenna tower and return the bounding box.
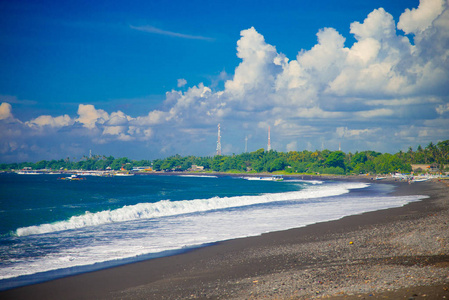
[267,126,271,151]
[245,136,248,153]
[339,142,341,151]
[216,123,222,156]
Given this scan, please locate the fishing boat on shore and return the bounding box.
[411,178,429,182]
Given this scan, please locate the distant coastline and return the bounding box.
[2,140,448,179]
[4,169,448,185]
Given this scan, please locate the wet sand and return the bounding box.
[1,178,448,299]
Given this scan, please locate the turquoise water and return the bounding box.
[0,173,425,290]
[0,174,300,235]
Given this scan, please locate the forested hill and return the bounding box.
[2,140,448,175]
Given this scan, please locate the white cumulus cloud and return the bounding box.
[76,104,109,129]
[1,0,448,161]
[398,0,445,34]
[177,78,187,87]
[27,115,73,128]
[0,102,14,120]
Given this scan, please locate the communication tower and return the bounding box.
[216,123,222,156]
[267,126,271,151]
[245,136,248,153]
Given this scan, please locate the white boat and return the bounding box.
[412,178,429,182]
[411,175,431,182]
[58,174,85,181]
[272,175,284,181]
[391,173,409,180]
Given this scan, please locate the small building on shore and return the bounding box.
[411,164,445,173]
[190,165,204,171]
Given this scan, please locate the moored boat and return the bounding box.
[58,174,86,181]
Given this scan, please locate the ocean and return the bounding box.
[0,173,426,290]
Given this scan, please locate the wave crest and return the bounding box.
[16,182,368,236]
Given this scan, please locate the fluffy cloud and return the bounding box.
[76,104,109,129]
[27,115,73,128]
[398,0,445,34]
[328,8,416,97]
[1,0,448,162]
[225,27,280,96]
[0,103,13,120]
[177,78,187,87]
[135,110,166,126]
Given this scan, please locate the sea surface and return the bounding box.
[0,173,426,290]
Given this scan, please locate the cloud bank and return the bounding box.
[1,0,448,162]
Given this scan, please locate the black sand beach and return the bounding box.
[1,178,448,299]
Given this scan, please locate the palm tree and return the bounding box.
[425,142,436,164]
[407,147,414,163]
[437,141,449,163]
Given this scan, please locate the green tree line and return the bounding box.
[1,140,448,175]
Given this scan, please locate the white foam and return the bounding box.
[285,179,323,184]
[1,191,426,281]
[15,182,368,237]
[177,175,218,178]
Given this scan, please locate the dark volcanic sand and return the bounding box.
[1,179,448,299]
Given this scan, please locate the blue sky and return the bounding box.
[1,0,448,162]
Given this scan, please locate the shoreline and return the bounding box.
[1,179,448,299]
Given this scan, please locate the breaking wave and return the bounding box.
[16,182,368,237]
